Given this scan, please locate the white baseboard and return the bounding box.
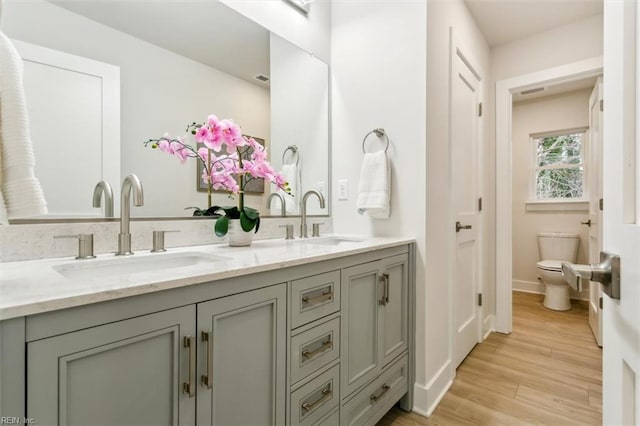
[512,279,543,294]
[512,279,589,301]
[482,314,495,339]
[412,360,453,416]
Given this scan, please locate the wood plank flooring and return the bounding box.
[378,292,602,425]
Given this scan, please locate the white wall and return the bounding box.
[425,0,491,414]
[512,89,591,298]
[3,0,271,217]
[221,0,331,64]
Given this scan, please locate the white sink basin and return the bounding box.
[53,251,230,279]
[296,236,365,246]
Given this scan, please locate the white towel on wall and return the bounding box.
[357,150,390,219]
[0,33,47,223]
[278,163,300,215]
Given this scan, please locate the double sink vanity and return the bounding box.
[0,235,415,426]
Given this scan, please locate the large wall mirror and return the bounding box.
[3,0,330,221]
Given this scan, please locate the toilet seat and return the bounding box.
[536,260,562,272]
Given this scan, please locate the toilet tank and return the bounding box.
[537,233,580,262]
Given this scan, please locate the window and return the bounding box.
[531,129,587,200]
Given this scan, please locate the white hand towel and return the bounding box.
[278,163,299,215]
[356,150,390,219]
[0,33,47,222]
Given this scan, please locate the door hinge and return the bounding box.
[478,293,483,306]
[478,197,482,212]
[599,99,604,112]
[599,198,604,211]
[478,102,483,117]
[599,296,603,310]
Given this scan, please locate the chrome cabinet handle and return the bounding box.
[301,336,333,360]
[183,336,195,398]
[370,384,390,402]
[455,221,472,232]
[302,289,333,306]
[301,384,332,413]
[201,331,213,389]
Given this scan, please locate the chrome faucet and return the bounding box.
[266,192,286,217]
[116,174,144,256]
[300,190,325,238]
[92,180,114,218]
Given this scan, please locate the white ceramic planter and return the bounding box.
[227,219,254,247]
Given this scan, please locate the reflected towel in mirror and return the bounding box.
[0,32,47,223]
[357,150,390,219]
[278,163,300,215]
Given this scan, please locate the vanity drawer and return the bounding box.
[291,317,340,384]
[342,355,408,426]
[290,364,340,426]
[314,407,339,426]
[291,271,341,329]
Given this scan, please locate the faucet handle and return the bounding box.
[54,234,96,259]
[311,223,325,238]
[279,224,295,240]
[151,230,180,252]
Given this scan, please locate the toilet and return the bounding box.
[536,233,580,311]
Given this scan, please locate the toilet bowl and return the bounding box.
[536,233,580,311]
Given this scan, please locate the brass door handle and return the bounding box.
[301,384,332,413]
[581,219,592,227]
[370,384,390,402]
[378,273,390,305]
[456,221,472,232]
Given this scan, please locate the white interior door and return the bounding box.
[603,1,640,424]
[587,77,603,347]
[451,36,482,368]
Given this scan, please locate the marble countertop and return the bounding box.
[0,235,414,320]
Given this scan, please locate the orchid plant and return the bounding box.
[145,115,290,236]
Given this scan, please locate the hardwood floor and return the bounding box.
[378,292,602,425]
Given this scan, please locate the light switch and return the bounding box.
[337,179,349,200]
[317,181,326,197]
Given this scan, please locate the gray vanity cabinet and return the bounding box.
[26,305,196,426]
[340,254,408,399]
[196,283,287,426]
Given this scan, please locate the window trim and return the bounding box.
[529,126,589,203]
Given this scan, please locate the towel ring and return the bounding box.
[362,128,389,154]
[282,145,300,166]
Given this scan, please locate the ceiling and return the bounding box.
[464,0,603,47]
[49,0,270,86]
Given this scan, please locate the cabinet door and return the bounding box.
[27,305,196,426]
[341,261,382,397]
[197,284,286,426]
[380,254,409,366]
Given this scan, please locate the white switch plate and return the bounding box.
[317,181,326,197]
[337,179,349,200]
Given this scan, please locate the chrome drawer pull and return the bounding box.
[201,331,213,389]
[370,384,390,402]
[301,384,333,413]
[302,336,333,360]
[182,336,195,398]
[301,289,333,306]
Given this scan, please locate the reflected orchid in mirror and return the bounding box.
[145,115,290,236]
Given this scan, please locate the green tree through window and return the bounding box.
[533,132,585,199]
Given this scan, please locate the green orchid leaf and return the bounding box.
[214,216,229,237]
[243,206,259,220]
[239,211,256,232]
[254,216,261,233]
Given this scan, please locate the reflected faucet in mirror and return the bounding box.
[266,192,287,217]
[117,174,144,256]
[92,181,114,218]
[300,190,326,238]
